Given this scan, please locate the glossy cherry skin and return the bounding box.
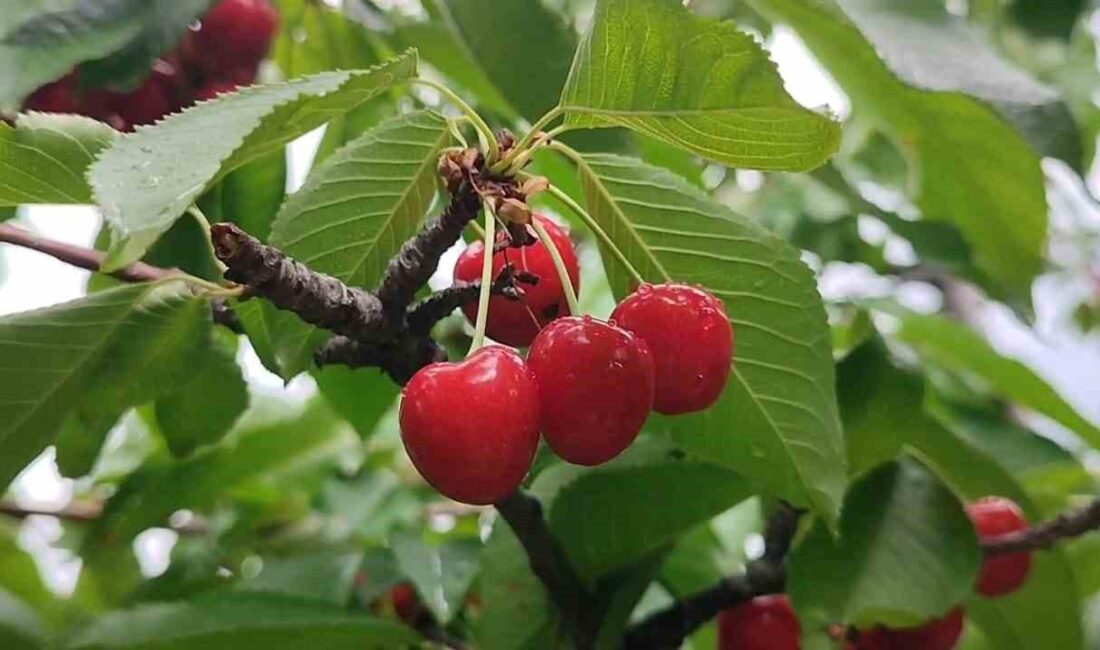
[184,0,278,75]
[113,65,178,129]
[388,583,420,625]
[717,594,800,650]
[966,497,1031,597]
[853,607,964,650]
[527,317,654,465]
[453,214,580,347]
[611,283,733,414]
[399,346,540,505]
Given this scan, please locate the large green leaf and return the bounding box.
[0,113,117,205]
[0,281,205,489]
[390,532,480,624]
[96,398,357,540]
[90,52,418,271]
[272,0,381,77]
[907,414,1084,650]
[559,0,840,170]
[260,109,452,377]
[787,461,979,636]
[0,588,43,650]
[748,0,1050,298]
[537,442,751,577]
[432,0,575,122]
[67,593,417,649]
[574,152,845,525]
[204,149,288,244]
[888,310,1100,449]
[313,366,400,440]
[243,553,364,606]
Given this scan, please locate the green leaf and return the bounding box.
[559,0,840,170]
[67,593,418,649]
[431,0,576,122]
[89,52,418,271]
[0,281,204,489]
[0,588,44,650]
[390,532,480,624]
[0,524,54,620]
[272,0,383,77]
[907,414,1084,650]
[262,109,452,377]
[75,0,215,90]
[574,153,846,525]
[888,310,1100,449]
[244,552,364,606]
[539,442,751,577]
[155,332,249,457]
[0,113,117,205]
[787,460,980,631]
[747,0,1050,297]
[313,366,400,440]
[214,149,288,244]
[97,398,357,540]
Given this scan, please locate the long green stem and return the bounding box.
[531,217,580,316]
[493,106,566,173]
[468,202,497,353]
[411,78,499,161]
[502,124,574,175]
[187,205,228,275]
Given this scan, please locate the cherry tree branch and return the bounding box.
[983,496,1100,555]
[622,504,802,650]
[0,222,172,283]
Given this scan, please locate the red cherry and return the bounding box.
[194,81,240,102]
[717,594,800,650]
[453,214,580,347]
[23,74,81,113]
[389,583,419,624]
[966,497,1031,597]
[399,346,540,504]
[527,317,654,465]
[611,283,733,414]
[114,68,176,129]
[184,0,278,76]
[853,608,964,650]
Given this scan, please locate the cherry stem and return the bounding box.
[468,201,497,353]
[411,78,499,162]
[530,217,580,316]
[495,106,565,172]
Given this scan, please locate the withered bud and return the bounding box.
[437,148,482,194]
[520,176,549,198]
[498,197,532,224]
[497,128,516,153]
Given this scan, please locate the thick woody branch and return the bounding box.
[983,497,1100,555]
[0,222,240,331]
[495,490,602,649]
[314,335,447,385]
[623,505,801,650]
[405,268,537,337]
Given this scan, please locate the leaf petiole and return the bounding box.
[411,78,499,162]
[531,216,580,316]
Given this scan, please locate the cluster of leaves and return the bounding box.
[0,0,1098,648]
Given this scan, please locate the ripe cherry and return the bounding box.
[23,75,81,114]
[611,283,733,414]
[194,81,241,102]
[113,66,177,129]
[717,594,800,650]
[183,0,278,76]
[527,317,654,465]
[853,607,964,650]
[399,346,540,505]
[966,496,1031,597]
[388,583,420,625]
[453,214,580,347]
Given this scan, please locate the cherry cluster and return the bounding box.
[399,213,734,505]
[719,497,1032,649]
[22,0,277,131]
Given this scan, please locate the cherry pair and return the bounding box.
[23,0,277,130]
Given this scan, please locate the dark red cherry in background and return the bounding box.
[195,81,241,102]
[399,346,540,505]
[527,317,654,465]
[183,0,278,77]
[23,75,81,114]
[611,283,732,415]
[717,594,800,650]
[454,214,580,347]
[853,607,964,650]
[388,583,421,625]
[966,496,1031,597]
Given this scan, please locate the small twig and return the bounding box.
[983,497,1100,555]
[623,505,802,649]
[0,500,208,535]
[495,490,601,649]
[405,269,536,337]
[0,222,172,283]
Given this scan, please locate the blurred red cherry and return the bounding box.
[966,497,1032,597]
